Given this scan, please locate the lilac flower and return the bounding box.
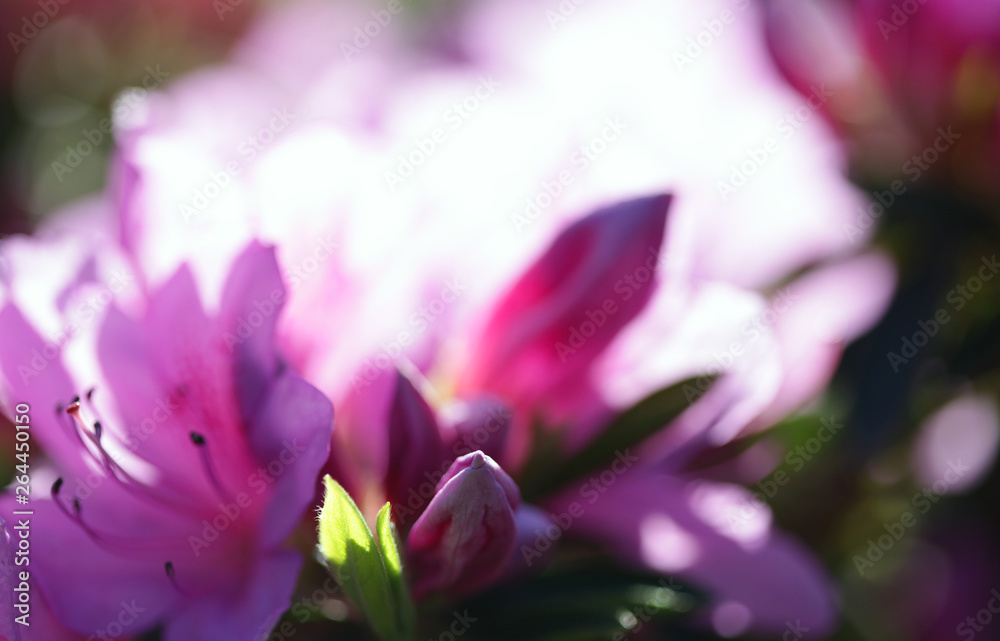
[0,239,332,641]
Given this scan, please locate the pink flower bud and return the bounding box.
[405,452,520,598]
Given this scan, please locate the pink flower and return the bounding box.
[318,195,851,635]
[762,0,1000,189]
[0,237,333,641]
[32,0,898,635]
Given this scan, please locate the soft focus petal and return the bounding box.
[0,495,175,635]
[463,194,670,415]
[752,251,897,429]
[251,372,333,548]
[385,371,445,520]
[442,395,512,463]
[504,505,557,580]
[912,393,1000,494]
[0,306,93,478]
[163,551,302,641]
[547,473,836,636]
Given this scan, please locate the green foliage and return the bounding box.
[318,476,415,641]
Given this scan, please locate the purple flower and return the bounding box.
[0,240,333,641]
[12,0,900,635]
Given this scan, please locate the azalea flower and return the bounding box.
[10,0,898,637]
[317,194,883,637]
[0,235,333,641]
[762,0,1000,194]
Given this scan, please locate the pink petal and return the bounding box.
[462,194,670,418]
[546,473,836,636]
[163,551,302,641]
[385,371,445,521]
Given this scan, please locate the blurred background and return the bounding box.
[2,1,1000,640]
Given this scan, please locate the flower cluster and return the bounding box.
[0,0,908,640]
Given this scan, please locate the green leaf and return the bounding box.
[521,375,716,499]
[317,476,414,641]
[377,502,415,639]
[454,565,704,641]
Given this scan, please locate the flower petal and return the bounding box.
[462,194,671,415]
[385,371,444,521]
[546,472,836,636]
[163,551,302,641]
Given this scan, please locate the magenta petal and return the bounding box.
[217,241,286,418]
[504,505,557,580]
[406,452,519,598]
[385,371,445,518]
[435,451,520,510]
[547,473,836,637]
[445,395,512,463]
[464,194,671,412]
[1,496,175,636]
[163,551,302,641]
[0,518,21,641]
[251,372,333,549]
[0,306,91,478]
